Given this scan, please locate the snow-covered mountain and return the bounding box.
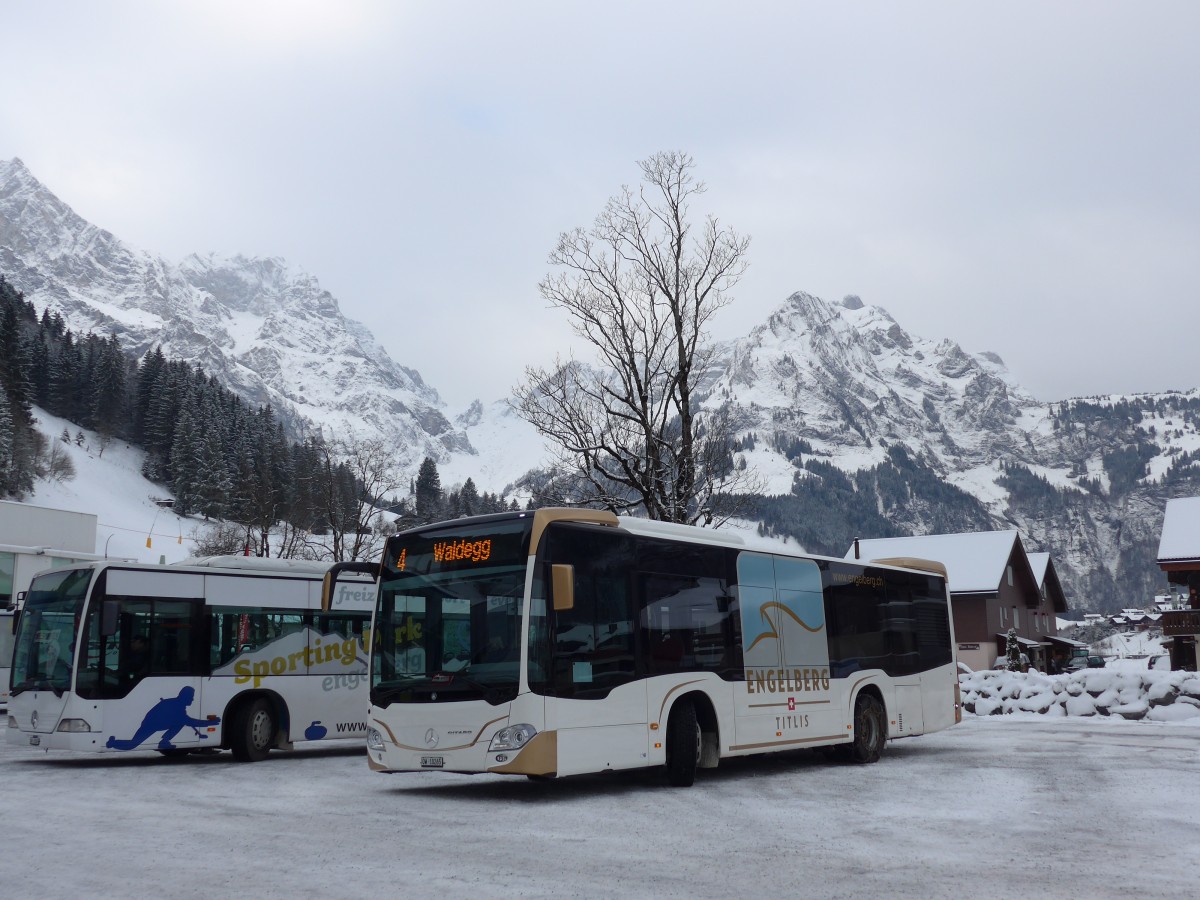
[697,291,1200,613]
[0,157,471,470]
[4,157,1198,613]
[709,292,1042,478]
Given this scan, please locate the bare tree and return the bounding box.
[303,434,400,562]
[40,440,77,483]
[191,520,251,557]
[514,151,756,525]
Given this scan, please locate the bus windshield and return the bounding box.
[10,567,94,696]
[372,518,532,706]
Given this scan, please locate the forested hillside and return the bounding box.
[1,274,389,556]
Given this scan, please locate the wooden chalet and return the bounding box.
[1156,496,1200,671]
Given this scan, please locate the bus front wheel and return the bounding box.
[230,698,276,762]
[849,693,886,764]
[665,699,701,787]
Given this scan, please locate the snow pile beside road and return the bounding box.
[959,668,1200,722]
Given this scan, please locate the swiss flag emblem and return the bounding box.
[788,697,796,711]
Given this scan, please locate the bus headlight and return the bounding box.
[56,718,93,733]
[489,724,537,752]
[366,728,385,751]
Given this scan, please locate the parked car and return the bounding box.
[1065,654,1105,671]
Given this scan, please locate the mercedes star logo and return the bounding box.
[424,728,439,748]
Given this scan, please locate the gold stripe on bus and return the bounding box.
[748,700,831,709]
[487,730,558,777]
[655,679,707,725]
[729,733,845,752]
[529,508,619,554]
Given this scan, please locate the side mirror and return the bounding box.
[100,600,120,637]
[552,564,575,612]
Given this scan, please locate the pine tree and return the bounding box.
[89,335,127,436]
[1005,627,1023,672]
[26,327,51,407]
[195,405,233,519]
[169,394,205,516]
[459,477,480,518]
[414,457,444,524]
[0,389,13,494]
[134,347,167,443]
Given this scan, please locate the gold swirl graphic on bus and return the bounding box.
[745,601,823,653]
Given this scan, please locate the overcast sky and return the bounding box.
[2,1,1198,410]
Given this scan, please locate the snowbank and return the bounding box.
[959,668,1200,722]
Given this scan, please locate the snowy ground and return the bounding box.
[25,409,193,565]
[5,715,1199,899]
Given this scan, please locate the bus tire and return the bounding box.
[230,698,276,762]
[849,693,886,764]
[665,699,701,787]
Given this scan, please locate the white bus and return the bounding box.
[7,556,375,760]
[1,607,14,712]
[349,508,960,786]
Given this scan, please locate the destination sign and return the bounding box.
[384,519,531,577]
[433,538,492,564]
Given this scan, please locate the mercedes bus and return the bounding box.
[346,508,960,786]
[8,555,375,760]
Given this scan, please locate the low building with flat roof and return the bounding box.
[0,500,102,607]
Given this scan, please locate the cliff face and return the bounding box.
[0,157,472,470]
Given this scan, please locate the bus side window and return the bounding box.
[312,611,369,674]
[640,540,741,678]
[210,609,303,671]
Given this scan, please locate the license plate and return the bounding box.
[29,735,40,746]
[420,755,444,768]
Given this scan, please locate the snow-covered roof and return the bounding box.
[1028,551,1050,586]
[997,633,1045,648]
[848,530,1024,594]
[1045,635,1088,648]
[1157,496,1200,562]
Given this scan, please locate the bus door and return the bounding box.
[734,554,835,749]
[542,527,646,777]
[81,588,209,753]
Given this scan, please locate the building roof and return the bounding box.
[1028,552,1050,585]
[847,530,1030,595]
[1158,496,1200,563]
[1026,551,1069,613]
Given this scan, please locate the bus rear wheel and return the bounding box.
[230,698,276,762]
[665,699,701,787]
[849,693,886,764]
